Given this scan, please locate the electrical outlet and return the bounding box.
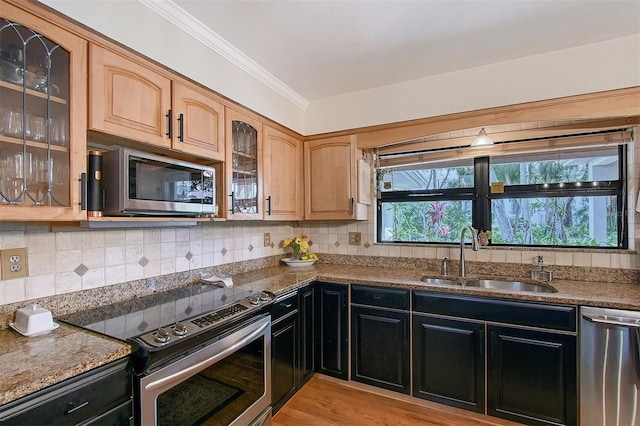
[348,232,362,245]
[0,248,29,280]
[264,233,271,247]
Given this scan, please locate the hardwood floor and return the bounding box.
[273,375,523,426]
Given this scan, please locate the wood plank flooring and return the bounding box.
[273,375,523,426]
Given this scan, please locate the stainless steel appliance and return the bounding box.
[102,148,216,217]
[61,285,275,426]
[580,306,640,425]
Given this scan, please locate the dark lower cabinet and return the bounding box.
[412,314,485,412]
[488,325,577,426]
[413,291,577,426]
[298,284,316,386]
[351,306,410,394]
[0,358,131,425]
[270,291,299,414]
[316,282,348,380]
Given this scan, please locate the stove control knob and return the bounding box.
[258,292,270,301]
[249,296,261,305]
[173,322,188,336]
[155,327,171,344]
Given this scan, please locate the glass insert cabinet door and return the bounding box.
[229,119,261,217]
[0,16,74,212]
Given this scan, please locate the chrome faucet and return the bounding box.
[459,226,479,277]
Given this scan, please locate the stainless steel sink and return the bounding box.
[419,276,461,286]
[464,279,556,293]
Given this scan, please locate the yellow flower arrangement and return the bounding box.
[282,233,318,260]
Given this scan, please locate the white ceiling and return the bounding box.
[167,0,639,104]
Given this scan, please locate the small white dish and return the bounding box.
[10,321,59,337]
[281,258,317,267]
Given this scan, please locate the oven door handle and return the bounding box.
[144,320,269,393]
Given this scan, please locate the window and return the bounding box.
[377,146,627,248]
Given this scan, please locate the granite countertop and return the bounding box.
[231,263,640,310]
[1,261,638,409]
[0,323,131,406]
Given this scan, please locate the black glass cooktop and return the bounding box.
[60,285,255,342]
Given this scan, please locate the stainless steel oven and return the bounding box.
[139,314,271,426]
[60,285,275,426]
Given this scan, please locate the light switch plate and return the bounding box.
[264,233,271,247]
[348,232,362,245]
[0,248,29,280]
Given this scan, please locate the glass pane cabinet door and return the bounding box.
[0,17,72,210]
[230,120,259,215]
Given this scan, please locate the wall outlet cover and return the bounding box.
[264,233,271,247]
[0,248,29,280]
[348,232,362,245]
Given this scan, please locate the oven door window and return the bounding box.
[156,337,265,426]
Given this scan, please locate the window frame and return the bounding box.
[376,145,628,249]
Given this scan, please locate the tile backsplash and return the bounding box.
[1,206,638,307]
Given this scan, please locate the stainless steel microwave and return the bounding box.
[102,148,216,217]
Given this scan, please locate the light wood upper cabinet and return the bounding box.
[89,44,172,149]
[0,2,87,221]
[89,44,224,161]
[224,108,263,220]
[304,135,367,220]
[171,82,224,161]
[263,126,303,221]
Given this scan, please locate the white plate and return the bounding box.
[10,322,59,337]
[281,257,317,267]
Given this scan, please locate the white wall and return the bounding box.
[305,34,640,134]
[39,0,307,134]
[40,1,640,136]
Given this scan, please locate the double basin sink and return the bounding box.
[419,276,556,293]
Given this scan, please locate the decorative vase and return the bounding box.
[290,246,302,260]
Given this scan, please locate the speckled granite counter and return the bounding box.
[230,263,640,310]
[1,260,638,408]
[0,323,131,405]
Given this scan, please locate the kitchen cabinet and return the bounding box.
[488,325,576,426]
[89,44,224,161]
[298,284,316,385]
[303,135,369,220]
[225,108,263,219]
[0,3,87,221]
[413,314,485,412]
[0,358,131,425]
[270,291,299,414]
[315,282,349,380]
[263,125,303,220]
[413,291,577,426]
[350,285,410,394]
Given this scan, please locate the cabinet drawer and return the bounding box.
[271,292,299,323]
[351,285,410,310]
[0,359,131,426]
[83,399,132,426]
[413,292,576,332]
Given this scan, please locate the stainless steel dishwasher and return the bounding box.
[580,306,640,425]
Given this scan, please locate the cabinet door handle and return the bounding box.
[177,113,184,142]
[166,109,173,139]
[80,172,87,211]
[228,191,235,213]
[266,196,272,216]
[350,197,355,215]
[66,400,89,414]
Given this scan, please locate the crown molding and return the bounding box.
[138,0,309,110]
